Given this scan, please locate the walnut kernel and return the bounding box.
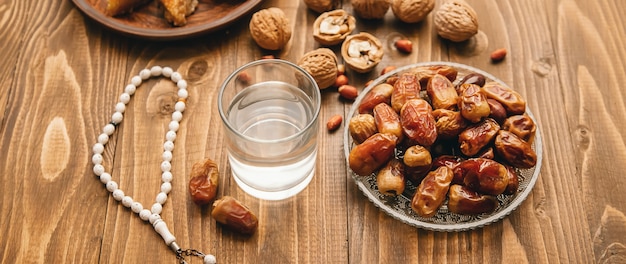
[341,32,384,73]
[313,9,356,46]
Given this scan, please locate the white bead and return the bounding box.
[163,141,174,152]
[125,84,136,95]
[140,69,151,80]
[161,182,172,194]
[156,192,168,204]
[93,164,105,176]
[119,93,131,104]
[169,121,179,132]
[149,213,161,224]
[151,66,163,76]
[98,133,109,145]
[92,154,103,165]
[177,89,188,99]
[106,181,118,192]
[99,172,112,184]
[115,102,126,113]
[111,112,123,124]
[151,203,163,214]
[162,67,173,77]
[177,79,187,89]
[103,124,116,135]
[172,111,183,122]
[162,151,173,162]
[112,189,125,201]
[174,101,186,112]
[122,196,134,207]
[166,131,177,142]
[204,254,217,264]
[93,143,104,154]
[171,72,182,83]
[131,202,143,213]
[162,171,173,182]
[139,209,152,221]
[161,161,171,172]
[131,75,142,86]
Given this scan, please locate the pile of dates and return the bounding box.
[348,65,537,217]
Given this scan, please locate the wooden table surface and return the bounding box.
[2,0,626,263]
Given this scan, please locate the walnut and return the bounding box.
[313,9,356,46]
[350,0,390,20]
[304,0,335,13]
[341,32,384,73]
[249,7,292,50]
[297,48,338,89]
[391,0,435,23]
[434,0,479,42]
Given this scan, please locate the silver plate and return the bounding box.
[343,62,543,232]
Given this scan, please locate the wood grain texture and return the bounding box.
[1,0,625,263]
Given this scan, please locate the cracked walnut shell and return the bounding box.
[341,32,384,73]
[434,0,479,42]
[249,7,292,50]
[297,48,338,89]
[313,9,356,46]
[391,0,435,23]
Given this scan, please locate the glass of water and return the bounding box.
[217,59,321,200]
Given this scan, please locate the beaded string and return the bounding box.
[91,66,216,264]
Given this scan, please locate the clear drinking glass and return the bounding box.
[218,59,321,200]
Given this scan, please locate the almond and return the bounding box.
[338,85,358,100]
[326,115,343,131]
[490,48,507,62]
[394,39,413,53]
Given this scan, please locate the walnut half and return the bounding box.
[313,9,356,46]
[341,32,384,73]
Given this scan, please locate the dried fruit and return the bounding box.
[351,0,390,19]
[457,72,486,88]
[349,133,398,176]
[376,159,405,196]
[391,73,421,112]
[403,145,432,168]
[458,158,509,195]
[487,99,507,124]
[298,48,338,89]
[434,0,479,42]
[348,114,378,144]
[211,196,258,235]
[502,114,536,143]
[494,130,537,168]
[490,48,507,62]
[373,103,403,140]
[188,158,219,206]
[326,114,343,131]
[304,0,335,13]
[481,81,526,115]
[341,32,384,73]
[458,83,490,123]
[427,74,459,110]
[394,39,413,53]
[400,99,438,147]
[448,185,497,215]
[249,8,292,50]
[313,9,356,46]
[458,118,500,157]
[411,166,453,217]
[432,109,468,138]
[338,85,358,100]
[503,165,520,195]
[358,83,394,114]
[391,0,435,23]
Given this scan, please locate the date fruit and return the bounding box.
[487,99,507,124]
[349,133,398,176]
[391,73,421,113]
[503,165,520,195]
[457,72,486,89]
[411,166,454,218]
[358,83,394,114]
[432,109,468,139]
[459,83,491,123]
[401,99,438,147]
[349,114,378,144]
[403,145,432,168]
[448,185,498,215]
[494,130,537,168]
[482,82,526,115]
[188,158,219,206]
[374,103,404,141]
[427,74,459,110]
[376,159,405,196]
[211,196,258,235]
[458,118,500,157]
[458,158,509,195]
[503,114,536,143]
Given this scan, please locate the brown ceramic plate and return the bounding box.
[72,0,263,40]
